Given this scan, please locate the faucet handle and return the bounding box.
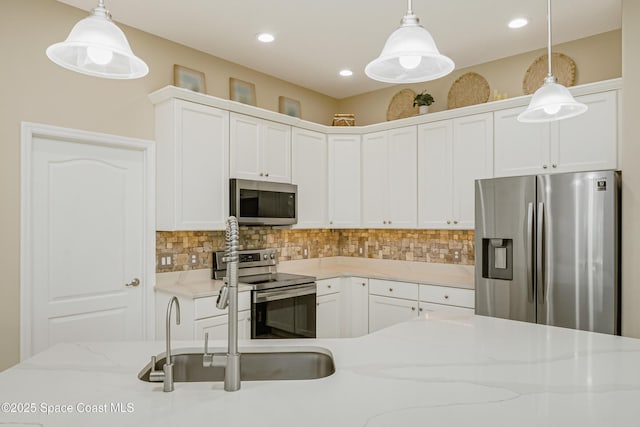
[203,332,213,367]
[148,355,165,382]
[216,284,230,310]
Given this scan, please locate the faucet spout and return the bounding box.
[163,296,180,392]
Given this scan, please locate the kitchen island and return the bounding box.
[2,313,640,426]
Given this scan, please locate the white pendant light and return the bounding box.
[517,0,586,123]
[365,0,454,83]
[46,0,148,79]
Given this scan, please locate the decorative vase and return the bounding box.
[419,105,429,115]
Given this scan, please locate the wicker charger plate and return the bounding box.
[523,52,576,94]
[447,72,490,109]
[387,89,419,121]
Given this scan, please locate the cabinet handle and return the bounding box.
[383,220,387,224]
[327,285,331,289]
[265,172,269,177]
[552,164,557,169]
[543,165,548,169]
[419,307,423,312]
[362,283,366,287]
[444,295,449,299]
[316,303,319,306]
[125,278,140,287]
[259,172,264,176]
[329,221,333,225]
[388,220,392,224]
[453,220,458,225]
[411,307,416,311]
[447,220,451,225]
[389,288,393,292]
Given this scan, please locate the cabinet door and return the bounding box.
[156,100,229,231]
[551,91,618,173]
[494,106,550,177]
[368,295,417,333]
[345,277,369,338]
[452,113,493,229]
[292,128,327,228]
[230,113,262,180]
[317,293,342,338]
[328,135,361,228]
[418,121,453,228]
[418,302,474,316]
[387,127,418,228]
[195,314,229,340]
[195,310,252,341]
[262,121,292,183]
[361,131,389,227]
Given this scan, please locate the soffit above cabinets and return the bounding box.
[55,0,621,99]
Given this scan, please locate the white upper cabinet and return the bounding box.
[292,128,328,228]
[155,99,229,230]
[230,112,291,183]
[328,135,361,228]
[494,90,617,177]
[362,127,418,228]
[418,113,493,229]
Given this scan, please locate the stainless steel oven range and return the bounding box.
[213,248,316,339]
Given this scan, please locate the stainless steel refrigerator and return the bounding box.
[475,170,620,335]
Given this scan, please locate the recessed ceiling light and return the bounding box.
[339,69,353,77]
[508,18,529,29]
[257,33,275,43]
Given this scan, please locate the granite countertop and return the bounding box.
[156,257,475,300]
[2,314,640,426]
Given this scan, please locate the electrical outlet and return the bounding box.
[189,253,198,264]
[358,247,364,255]
[453,250,461,261]
[303,248,309,258]
[159,253,173,268]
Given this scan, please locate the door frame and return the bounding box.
[20,122,156,360]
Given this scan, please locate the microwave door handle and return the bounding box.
[253,284,316,303]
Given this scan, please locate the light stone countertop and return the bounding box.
[155,257,474,300]
[2,313,640,426]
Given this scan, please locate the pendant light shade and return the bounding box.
[46,0,148,79]
[517,0,586,123]
[365,0,454,84]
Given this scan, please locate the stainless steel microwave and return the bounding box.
[229,179,298,226]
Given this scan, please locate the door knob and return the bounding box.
[126,278,140,287]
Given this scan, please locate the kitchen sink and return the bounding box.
[138,346,335,382]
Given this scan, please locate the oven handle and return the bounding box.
[253,283,317,303]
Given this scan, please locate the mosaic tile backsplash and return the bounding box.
[156,228,474,272]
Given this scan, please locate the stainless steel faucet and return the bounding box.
[203,216,241,392]
[149,296,181,392]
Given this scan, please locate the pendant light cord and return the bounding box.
[407,0,413,15]
[547,0,552,78]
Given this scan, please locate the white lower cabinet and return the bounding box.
[155,291,251,341]
[368,279,419,333]
[418,284,475,315]
[343,277,369,337]
[316,278,342,338]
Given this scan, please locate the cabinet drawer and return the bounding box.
[194,291,251,320]
[419,284,474,308]
[369,279,418,300]
[316,278,340,296]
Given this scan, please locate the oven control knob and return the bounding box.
[263,254,268,260]
[270,253,275,259]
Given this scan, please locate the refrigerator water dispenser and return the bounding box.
[481,238,513,280]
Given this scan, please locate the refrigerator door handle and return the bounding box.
[536,202,545,303]
[526,202,534,303]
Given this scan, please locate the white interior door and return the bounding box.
[21,123,154,359]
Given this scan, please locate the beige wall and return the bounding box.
[621,1,640,337]
[0,0,339,371]
[338,30,622,126]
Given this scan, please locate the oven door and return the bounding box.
[252,283,316,339]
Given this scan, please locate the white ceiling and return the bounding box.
[55,0,621,99]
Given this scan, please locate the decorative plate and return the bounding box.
[523,52,576,95]
[447,72,490,109]
[386,89,419,121]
